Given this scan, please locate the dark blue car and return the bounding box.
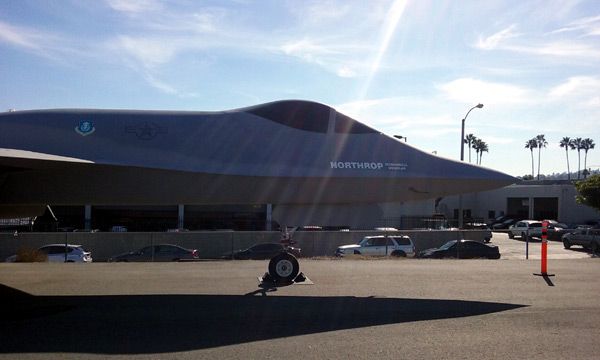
[417,240,500,259]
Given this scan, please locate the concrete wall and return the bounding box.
[1,230,491,261]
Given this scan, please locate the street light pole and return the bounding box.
[458,103,483,229]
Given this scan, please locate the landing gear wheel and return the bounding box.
[268,252,300,283]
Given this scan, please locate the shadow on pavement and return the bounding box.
[0,284,526,355]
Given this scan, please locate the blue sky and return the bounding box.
[1,0,599,177]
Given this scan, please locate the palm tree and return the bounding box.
[573,137,584,179]
[472,138,480,164]
[582,138,595,177]
[472,139,479,164]
[535,134,547,180]
[525,139,537,178]
[559,137,574,180]
[478,141,489,165]
[464,134,477,163]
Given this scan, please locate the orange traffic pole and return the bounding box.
[534,220,554,277]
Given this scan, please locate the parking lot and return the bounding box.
[1,243,598,359]
[489,231,595,260]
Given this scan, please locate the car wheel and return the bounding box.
[390,250,406,257]
[508,232,514,239]
[563,239,571,249]
[353,250,361,255]
[591,242,599,254]
[268,252,300,283]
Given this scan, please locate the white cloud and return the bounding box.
[475,20,600,61]
[287,0,352,25]
[549,76,600,107]
[0,20,83,61]
[551,14,600,36]
[512,41,600,58]
[139,71,200,98]
[280,38,339,60]
[475,25,520,50]
[114,35,179,68]
[587,97,600,106]
[437,78,535,105]
[336,66,356,78]
[106,0,163,14]
[0,21,41,49]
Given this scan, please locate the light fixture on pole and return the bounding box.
[393,135,407,142]
[458,103,483,229]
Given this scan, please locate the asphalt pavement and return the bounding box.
[0,238,598,359]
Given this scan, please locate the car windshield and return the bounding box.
[439,240,457,250]
[359,238,373,245]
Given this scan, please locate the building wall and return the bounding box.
[435,182,600,224]
[273,200,437,230]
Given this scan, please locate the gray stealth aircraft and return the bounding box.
[0,100,515,217]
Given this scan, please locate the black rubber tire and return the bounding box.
[508,232,514,239]
[391,250,406,257]
[563,240,571,249]
[268,252,300,283]
[591,242,599,254]
[353,250,361,255]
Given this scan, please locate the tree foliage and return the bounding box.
[575,174,600,212]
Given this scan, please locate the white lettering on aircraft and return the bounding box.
[330,161,408,171]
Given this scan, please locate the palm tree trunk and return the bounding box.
[577,150,581,179]
[530,149,534,178]
[537,146,542,180]
[468,141,472,163]
[584,150,588,175]
[566,148,571,180]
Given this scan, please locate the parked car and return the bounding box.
[224,243,301,260]
[108,244,198,262]
[463,222,490,230]
[487,215,513,228]
[562,228,600,253]
[492,218,518,230]
[5,244,92,263]
[335,235,415,257]
[542,220,569,240]
[508,220,543,240]
[417,240,500,259]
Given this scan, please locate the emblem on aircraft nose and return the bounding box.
[75,120,95,136]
